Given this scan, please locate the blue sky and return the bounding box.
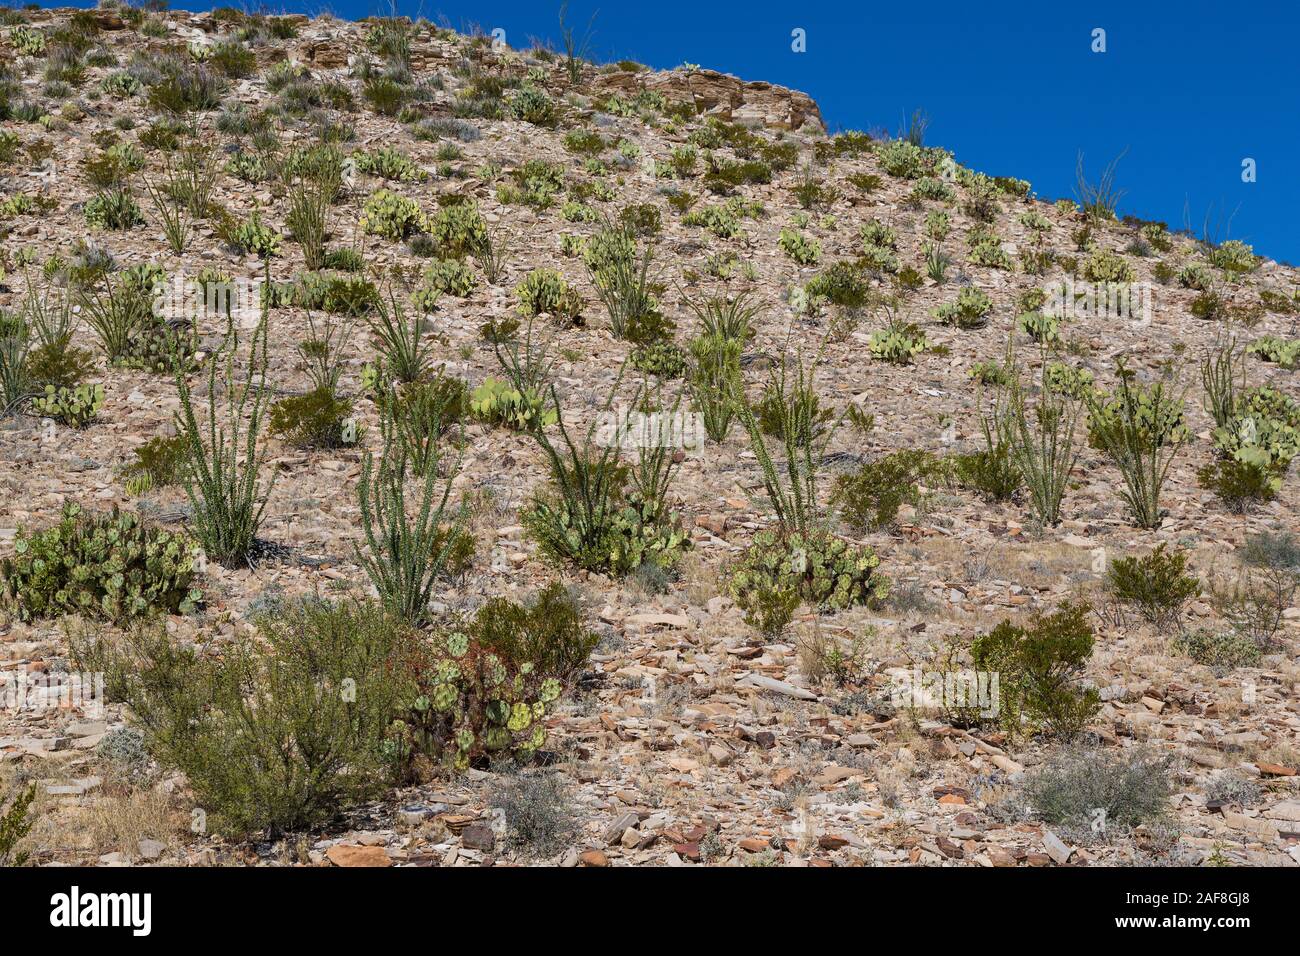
[53,0,1299,263]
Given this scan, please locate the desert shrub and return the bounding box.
[806,262,872,310]
[1200,333,1246,429]
[1024,747,1173,833]
[122,433,190,495]
[1106,544,1201,626]
[352,145,426,182]
[951,411,1021,502]
[832,450,938,533]
[508,83,557,126]
[84,187,143,230]
[90,600,415,836]
[1198,457,1277,512]
[1209,541,1298,649]
[293,272,380,316]
[146,58,226,114]
[1,502,201,623]
[969,601,1099,738]
[269,387,354,449]
[428,201,488,260]
[415,258,477,304]
[1171,628,1261,670]
[869,317,930,364]
[499,159,564,209]
[471,582,598,683]
[585,225,668,342]
[0,783,36,866]
[488,772,578,857]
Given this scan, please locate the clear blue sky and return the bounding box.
[54,0,1300,264]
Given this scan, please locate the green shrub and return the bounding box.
[122,433,190,495]
[1198,457,1277,512]
[1212,386,1300,492]
[352,146,427,182]
[969,602,1099,738]
[384,374,470,476]
[1171,628,1261,670]
[269,387,354,449]
[515,268,584,324]
[1,502,201,623]
[1106,544,1201,625]
[471,581,598,683]
[0,783,36,866]
[415,258,477,304]
[1024,747,1172,831]
[832,450,938,532]
[428,201,488,260]
[84,187,143,230]
[86,599,415,836]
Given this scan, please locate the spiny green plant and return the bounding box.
[356,404,466,626]
[1085,364,1190,529]
[172,263,276,566]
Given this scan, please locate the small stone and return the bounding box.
[579,849,608,867]
[1042,830,1073,865]
[460,825,496,852]
[326,844,391,867]
[137,839,165,861]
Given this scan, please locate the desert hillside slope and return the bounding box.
[0,6,1298,868]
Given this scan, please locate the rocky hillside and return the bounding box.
[1,6,1298,869]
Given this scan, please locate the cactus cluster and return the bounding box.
[1212,386,1300,490]
[2,503,202,623]
[360,188,428,240]
[731,528,888,622]
[470,376,556,432]
[933,286,993,329]
[514,268,584,323]
[1081,247,1136,284]
[397,634,562,771]
[31,382,104,427]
